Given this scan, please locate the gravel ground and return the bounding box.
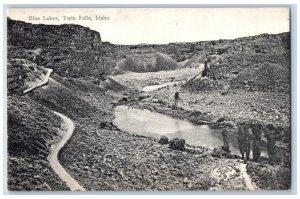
[113,68,290,127]
[8,69,290,191]
[111,68,291,190]
[7,96,69,191]
[29,74,260,191]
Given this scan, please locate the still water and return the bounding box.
[114,105,241,154]
[142,82,172,92]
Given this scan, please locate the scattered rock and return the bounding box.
[169,138,186,151]
[159,136,169,145]
[152,98,163,103]
[138,93,150,101]
[216,117,226,123]
[121,97,129,103]
[183,177,189,184]
[100,122,107,129]
[212,146,229,158]
[33,175,41,179]
[117,169,126,179]
[42,182,52,191]
[221,90,230,95]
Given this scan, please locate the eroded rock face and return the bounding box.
[158,136,169,145]
[230,62,289,93]
[169,138,186,151]
[7,18,102,79]
[182,77,225,92]
[7,58,48,95]
[8,18,101,50]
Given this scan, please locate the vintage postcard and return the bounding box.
[6,7,291,191]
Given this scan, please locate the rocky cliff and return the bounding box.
[103,32,290,70]
[8,18,101,49]
[7,18,290,93]
[8,18,102,82]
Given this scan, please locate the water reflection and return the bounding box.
[114,105,241,154]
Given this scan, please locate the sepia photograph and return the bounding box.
[6,6,292,192]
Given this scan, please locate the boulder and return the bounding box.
[111,101,119,106]
[212,146,228,158]
[138,93,150,101]
[221,90,229,95]
[221,120,236,129]
[216,117,226,123]
[121,97,129,103]
[159,136,169,145]
[152,98,161,103]
[169,138,186,151]
[100,122,107,129]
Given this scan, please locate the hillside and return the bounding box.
[8,18,290,80]
[7,71,224,191]
[7,18,291,191]
[180,33,290,93]
[230,62,290,92]
[7,96,69,191]
[7,70,124,190]
[116,52,178,73]
[103,32,289,75]
[7,57,48,95]
[8,18,102,79]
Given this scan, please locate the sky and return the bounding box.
[7,8,290,45]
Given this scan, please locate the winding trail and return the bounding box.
[239,163,258,190]
[49,111,86,191]
[23,68,53,94]
[209,161,259,191]
[24,69,85,191]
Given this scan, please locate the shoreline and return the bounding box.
[8,67,291,191]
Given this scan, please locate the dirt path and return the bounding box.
[23,68,53,94]
[209,160,259,191]
[49,111,86,191]
[24,69,85,191]
[239,163,258,190]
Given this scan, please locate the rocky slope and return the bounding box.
[7,96,69,191]
[7,48,49,95]
[23,73,259,191]
[7,18,291,191]
[8,18,290,81]
[116,52,179,73]
[180,33,290,94]
[8,18,102,79]
[104,32,289,74]
[230,62,290,92]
